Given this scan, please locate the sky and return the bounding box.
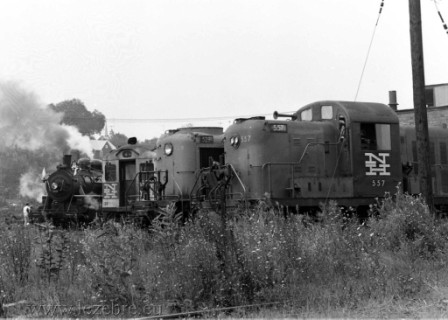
[1,0,447,141]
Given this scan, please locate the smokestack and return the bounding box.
[389,91,398,111]
[63,155,72,167]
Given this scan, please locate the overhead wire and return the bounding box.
[16,109,297,124]
[434,0,448,36]
[354,0,385,101]
[105,110,297,124]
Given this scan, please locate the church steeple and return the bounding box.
[104,120,110,139]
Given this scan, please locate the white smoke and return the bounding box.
[83,194,101,210]
[19,171,45,201]
[63,124,94,158]
[0,81,94,199]
[0,81,93,157]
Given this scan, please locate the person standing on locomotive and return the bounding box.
[23,203,30,226]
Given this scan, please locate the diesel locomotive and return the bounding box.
[100,127,224,223]
[215,100,448,214]
[153,126,225,212]
[216,101,401,214]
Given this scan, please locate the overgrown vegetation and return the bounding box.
[2,190,448,318]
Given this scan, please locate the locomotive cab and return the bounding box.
[293,100,402,206]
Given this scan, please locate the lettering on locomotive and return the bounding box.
[241,135,251,143]
[365,153,391,176]
[104,183,118,198]
[103,183,119,208]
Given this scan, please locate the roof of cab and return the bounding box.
[104,144,155,161]
[296,100,399,124]
[164,126,223,136]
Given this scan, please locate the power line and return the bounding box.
[105,111,297,123]
[10,109,297,123]
[434,0,448,36]
[354,0,385,101]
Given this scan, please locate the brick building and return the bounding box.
[396,83,448,128]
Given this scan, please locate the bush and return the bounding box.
[371,190,441,259]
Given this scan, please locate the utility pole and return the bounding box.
[409,0,434,211]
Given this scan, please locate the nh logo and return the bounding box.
[104,183,118,197]
[365,153,390,176]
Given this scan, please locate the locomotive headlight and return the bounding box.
[51,182,59,190]
[230,135,240,149]
[164,143,173,156]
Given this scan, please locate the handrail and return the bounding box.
[124,171,141,214]
[124,170,168,213]
[188,163,248,209]
[227,164,247,196]
[189,167,208,201]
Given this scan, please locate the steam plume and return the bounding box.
[84,194,101,210]
[0,81,94,200]
[19,171,45,200]
[0,81,93,156]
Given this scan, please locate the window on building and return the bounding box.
[425,88,434,107]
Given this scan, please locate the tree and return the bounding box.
[142,137,158,150]
[109,131,129,148]
[49,99,106,136]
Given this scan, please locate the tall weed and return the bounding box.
[2,189,448,317]
[0,224,32,299]
[82,221,148,307]
[35,223,69,283]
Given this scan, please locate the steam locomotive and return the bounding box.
[31,155,103,225]
[31,99,448,225]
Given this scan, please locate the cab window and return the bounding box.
[321,105,333,119]
[360,123,391,150]
[105,162,117,181]
[140,161,153,172]
[301,109,312,121]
